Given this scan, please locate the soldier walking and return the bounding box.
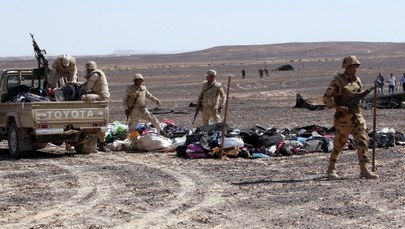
[323,55,379,180]
[123,74,161,134]
[197,69,226,126]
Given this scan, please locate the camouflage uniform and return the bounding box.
[198,80,226,126]
[323,55,378,179]
[123,84,161,132]
[49,54,78,88]
[81,70,110,102]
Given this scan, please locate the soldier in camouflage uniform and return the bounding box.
[48,54,78,88]
[197,69,226,126]
[81,61,110,102]
[323,55,379,179]
[123,74,161,133]
[81,61,110,152]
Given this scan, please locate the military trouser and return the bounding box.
[202,105,221,126]
[129,108,161,133]
[329,121,370,165]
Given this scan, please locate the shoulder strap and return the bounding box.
[204,83,215,93]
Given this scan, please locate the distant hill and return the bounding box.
[3,42,405,66]
[106,42,405,65]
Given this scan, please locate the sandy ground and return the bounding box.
[1,55,405,228]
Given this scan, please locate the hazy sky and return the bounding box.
[1,0,405,57]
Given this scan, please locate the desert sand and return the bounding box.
[1,42,405,228]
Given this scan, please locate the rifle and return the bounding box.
[346,86,375,109]
[335,86,375,118]
[125,95,139,121]
[192,100,202,125]
[30,33,50,88]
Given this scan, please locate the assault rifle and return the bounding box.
[192,100,202,126]
[346,86,375,109]
[30,33,50,88]
[335,86,375,118]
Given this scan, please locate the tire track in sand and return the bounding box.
[108,154,231,229]
[7,159,116,228]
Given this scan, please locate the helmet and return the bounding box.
[85,61,97,70]
[133,73,144,81]
[341,55,361,68]
[206,69,217,76]
[62,54,71,67]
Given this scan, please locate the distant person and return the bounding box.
[401,73,405,91]
[375,72,384,95]
[197,69,226,126]
[387,73,397,93]
[258,68,264,78]
[264,66,269,77]
[323,55,378,180]
[81,61,110,152]
[123,73,162,134]
[48,54,78,88]
[241,68,246,79]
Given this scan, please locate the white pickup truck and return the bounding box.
[0,68,109,158]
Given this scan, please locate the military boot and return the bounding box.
[326,160,340,179]
[359,162,379,179]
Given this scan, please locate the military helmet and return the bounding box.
[85,61,97,70]
[133,73,144,81]
[342,55,361,68]
[62,54,72,67]
[206,69,217,76]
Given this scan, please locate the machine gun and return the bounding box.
[30,33,50,89]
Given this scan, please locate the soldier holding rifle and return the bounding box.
[323,55,379,180]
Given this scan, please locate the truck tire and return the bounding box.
[75,135,98,154]
[8,123,23,158]
[7,124,33,158]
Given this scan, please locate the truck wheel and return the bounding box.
[8,123,22,158]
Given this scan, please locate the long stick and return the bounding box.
[220,76,231,158]
[372,82,377,171]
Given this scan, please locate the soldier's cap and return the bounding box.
[342,55,361,68]
[206,69,217,76]
[133,73,144,81]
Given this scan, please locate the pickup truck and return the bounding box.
[0,68,109,158]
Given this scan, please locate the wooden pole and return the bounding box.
[372,83,377,171]
[220,76,231,158]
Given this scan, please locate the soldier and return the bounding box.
[81,61,110,102]
[197,69,226,126]
[123,73,162,134]
[48,54,78,88]
[323,55,379,180]
[81,61,110,152]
